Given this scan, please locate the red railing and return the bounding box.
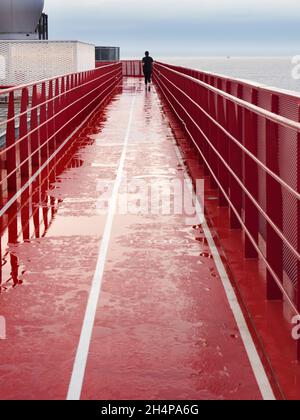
[158,61,300,122]
[122,60,143,77]
[0,63,122,207]
[96,60,144,77]
[154,63,300,357]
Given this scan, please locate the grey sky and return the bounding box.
[44,0,300,57]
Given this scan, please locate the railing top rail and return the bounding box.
[155,62,300,132]
[156,61,300,100]
[0,62,121,95]
[0,66,120,135]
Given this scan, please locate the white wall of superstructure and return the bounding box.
[0,41,95,86]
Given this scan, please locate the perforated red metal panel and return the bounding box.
[153,63,300,357]
[0,63,122,202]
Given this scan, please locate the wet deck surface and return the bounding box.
[0,78,271,400]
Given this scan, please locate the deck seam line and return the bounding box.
[170,130,276,401]
[66,93,137,401]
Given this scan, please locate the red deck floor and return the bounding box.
[0,78,275,400]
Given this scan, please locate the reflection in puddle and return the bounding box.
[200,252,213,259]
[0,182,60,293]
[0,121,102,294]
[196,237,209,246]
[68,158,84,169]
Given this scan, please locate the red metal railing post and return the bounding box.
[30,85,40,169]
[75,73,80,130]
[19,87,29,180]
[217,94,228,207]
[74,73,81,130]
[243,90,259,258]
[208,90,218,188]
[227,99,242,229]
[40,82,48,159]
[66,75,71,134]
[60,76,67,139]
[226,80,232,95]
[54,78,60,145]
[266,94,283,300]
[202,84,210,176]
[297,105,300,360]
[244,89,259,258]
[47,80,55,151]
[6,91,17,191]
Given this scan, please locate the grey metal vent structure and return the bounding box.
[0,0,45,40]
[95,46,120,62]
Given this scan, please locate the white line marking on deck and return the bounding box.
[67,94,136,400]
[171,136,275,401]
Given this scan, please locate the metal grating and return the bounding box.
[0,41,95,86]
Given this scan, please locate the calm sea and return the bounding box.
[156,56,300,94]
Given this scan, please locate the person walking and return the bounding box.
[142,51,154,91]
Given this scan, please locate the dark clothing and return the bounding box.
[142,56,154,72]
[142,56,154,84]
[144,71,152,85]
